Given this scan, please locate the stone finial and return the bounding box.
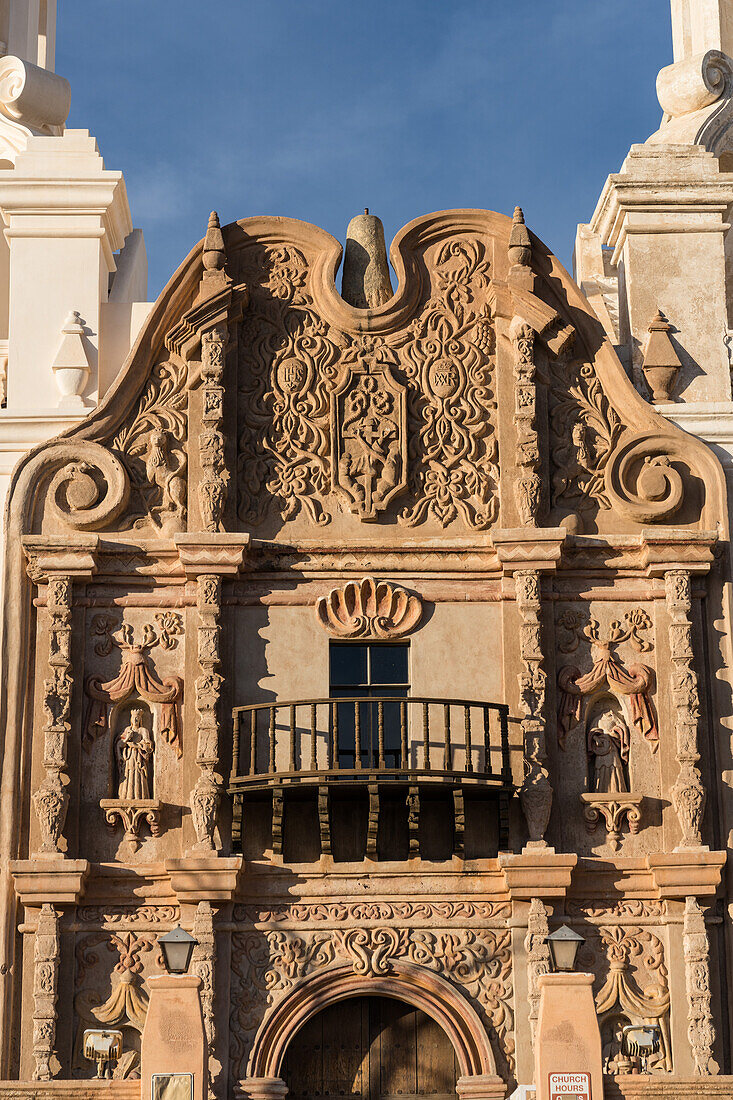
[51,310,92,410]
[641,310,682,402]
[341,209,393,310]
[508,206,532,267]
[202,211,226,275]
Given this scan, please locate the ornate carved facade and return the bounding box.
[0,201,731,1100]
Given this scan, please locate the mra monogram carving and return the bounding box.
[236,236,499,529]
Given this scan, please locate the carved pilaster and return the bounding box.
[515,570,552,846]
[34,576,73,856]
[31,903,60,1080]
[511,319,542,525]
[199,326,228,533]
[192,900,216,1098]
[191,574,224,852]
[525,897,550,1047]
[683,896,715,1074]
[665,569,706,848]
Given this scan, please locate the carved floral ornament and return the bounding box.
[316,577,422,639]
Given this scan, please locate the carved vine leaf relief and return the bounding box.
[236,236,499,529]
[549,355,623,516]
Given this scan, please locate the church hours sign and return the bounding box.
[548,1073,591,1100]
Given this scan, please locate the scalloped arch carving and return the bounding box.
[316,577,423,639]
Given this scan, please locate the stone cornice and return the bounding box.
[10,858,90,905]
[491,527,566,574]
[174,533,250,578]
[640,528,718,576]
[22,534,99,583]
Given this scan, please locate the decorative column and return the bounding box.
[175,536,248,854]
[683,896,715,1074]
[199,323,228,532]
[192,900,217,1098]
[665,569,707,848]
[515,570,552,847]
[525,897,550,1048]
[32,574,73,855]
[31,903,59,1081]
[511,317,542,525]
[494,528,565,849]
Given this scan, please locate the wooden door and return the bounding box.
[283,996,458,1100]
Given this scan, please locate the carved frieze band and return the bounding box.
[32,904,60,1081]
[512,319,542,525]
[199,327,228,533]
[191,574,224,851]
[33,576,73,856]
[515,570,552,845]
[683,897,715,1074]
[665,570,706,847]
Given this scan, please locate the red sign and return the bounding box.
[549,1072,591,1100]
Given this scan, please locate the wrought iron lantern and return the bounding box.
[158,925,197,975]
[545,924,585,972]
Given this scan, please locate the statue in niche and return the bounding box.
[588,708,630,793]
[602,1015,633,1076]
[115,709,154,800]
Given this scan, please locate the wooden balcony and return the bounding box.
[228,697,513,859]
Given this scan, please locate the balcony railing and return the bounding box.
[229,696,511,788]
[228,696,513,857]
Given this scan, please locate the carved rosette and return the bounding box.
[191,575,224,851]
[515,571,552,845]
[200,327,228,532]
[511,320,542,525]
[32,904,60,1080]
[525,897,550,1047]
[683,897,715,1074]
[192,901,217,1098]
[34,576,73,855]
[665,571,706,847]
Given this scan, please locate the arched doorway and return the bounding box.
[283,995,458,1100]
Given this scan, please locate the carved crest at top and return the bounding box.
[236,233,498,530]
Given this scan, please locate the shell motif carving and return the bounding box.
[316,577,422,639]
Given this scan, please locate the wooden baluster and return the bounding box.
[310,703,317,770]
[423,702,429,769]
[443,703,451,770]
[500,705,511,779]
[453,787,465,855]
[366,783,379,857]
[332,701,339,770]
[464,705,473,773]
[250,709,257,776]
[269,707,276,773]
[400,701,407,769]
[231,712,240,783]
[354,700,361,769]
[289,704,296,772]
[326,703,333,770]
[483,706,490,774]
[407,785,420,857]
[318,784,331,855]
[378,701,385,769]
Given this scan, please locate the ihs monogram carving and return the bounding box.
[229,925,514,1081]
[32,905,60,1081]
[236,236,499,529]
[549,354,623,519]
[683,897,715,1074]
[111,357,188,533]
[666,571,706,848]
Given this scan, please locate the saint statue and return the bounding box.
[588,709,630,793]
[115,708,154,800]
[602,1017,633,1075]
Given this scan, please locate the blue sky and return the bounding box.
[57,0,672,299]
